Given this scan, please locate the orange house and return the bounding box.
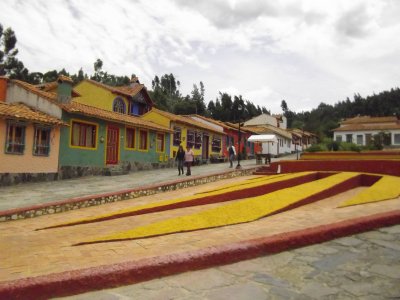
[0,76,67,186]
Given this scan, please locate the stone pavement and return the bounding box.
[57,224,400,300]
[0,158,270,211]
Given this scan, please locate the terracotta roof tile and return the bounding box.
[334,123,400,132]
[146,108,223,134]
[63,102,172,132]
[82,79,144,98]
[12,80,58,103]
[186,114,235,130]
[243,125,292,139]
[0,102,66,126]
[341,116,398,124]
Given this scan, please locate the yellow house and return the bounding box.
[73,77,154,116]
[141,108,225,162]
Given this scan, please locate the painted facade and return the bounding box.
[0,77,66,184]
[333,116,400,147]
[59,102,172,176]
[73,78,153,116]
[142,108,224,162]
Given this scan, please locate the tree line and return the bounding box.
[1,22,400,140]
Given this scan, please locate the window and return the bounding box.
[346,134,352,143]
[139,130,148,150]
[126,127,136,149]
[365,134,372,145]
[173,127,181,146]
[113,97,126,114]
[335,135,342,142]
[156,133,165,152]
[34,127,51,156]
[71,121,97,148]
[5,121,26,154]
[194,132,202,149]
[394,133,400,144]
[356,135,363,145]
[187,130,195,149]
[212,137,221,152]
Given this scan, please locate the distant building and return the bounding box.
[333,115,400,147]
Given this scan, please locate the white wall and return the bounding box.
[334,130,400,146]
[261,135,291,156]
[6,85,62,118]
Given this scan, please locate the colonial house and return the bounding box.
[288,128,318,152]
[223,121,258,158]
[141,108,225,163]
[73,77,153,116]
[0,76,67,185]
[333,115,400,148]
[185,114,259,160]
[243,114,292,156]
[60,102,173,177]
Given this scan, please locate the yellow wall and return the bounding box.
[141,111,171,128]
[142,110,223,158]
[0,120,61,173]
[74,81,128,111]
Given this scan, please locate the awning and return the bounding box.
[247,134,277,143]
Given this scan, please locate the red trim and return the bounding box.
[1,210,399,299]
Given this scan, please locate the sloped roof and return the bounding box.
[36,78,81,97]
[185,114,235,130]
[335,115,400,132]
[81,79,145,98]
[334,123,400,132]
[243,124,292,139]
[145,108,223,134]
[12,80,58,103]
[0,102,66,126]
[341,116,398,125]
[63,102,172,132]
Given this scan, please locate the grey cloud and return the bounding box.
[336,4,372,38]
[171,0,277,28]
[65,0,81,20]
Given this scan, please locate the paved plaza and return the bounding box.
[0,155,399,299]
[57,225,400,300]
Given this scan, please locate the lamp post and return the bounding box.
[236,105,243,169]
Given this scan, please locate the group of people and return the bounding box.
[175,145,194,176]
[175,144,238,176]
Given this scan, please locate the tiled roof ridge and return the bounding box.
[83,79,144,97]
[11,79,59,104]
[0,102,66,126]
[64,102,172,132]
[148,108,223,134]
[342,115,398,124]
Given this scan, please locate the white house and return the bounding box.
[333,116,400,147]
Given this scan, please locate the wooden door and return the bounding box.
[106,125,119,165]
[202,134,209,159]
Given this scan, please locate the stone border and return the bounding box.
[0,167,258,222]
[1,210,399,299]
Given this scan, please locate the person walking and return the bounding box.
[228,144,236,168]
[185,145,194,176]
[175,145,185,175]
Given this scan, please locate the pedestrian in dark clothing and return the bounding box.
[175,145,185,175]
[228,144,236,168]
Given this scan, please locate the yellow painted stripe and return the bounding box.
[83,172,359,243]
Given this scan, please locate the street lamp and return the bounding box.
[236,105,243,169]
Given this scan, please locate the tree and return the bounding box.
[0,23,29,79]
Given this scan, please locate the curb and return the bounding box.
[0,167,258,222]
[1,210,399,299]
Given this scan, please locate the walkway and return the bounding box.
[58,224,400,300]
[0,156,296,212]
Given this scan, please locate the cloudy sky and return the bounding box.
[1,0,400,113]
